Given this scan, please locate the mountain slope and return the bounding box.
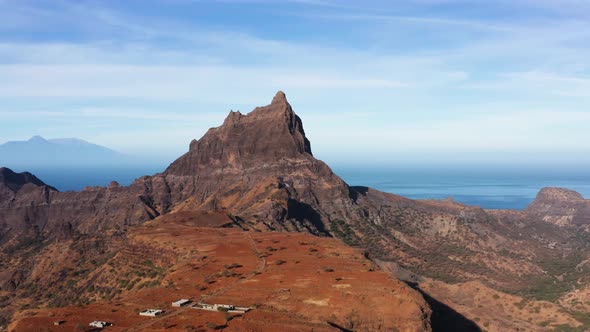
[9,219,432,331]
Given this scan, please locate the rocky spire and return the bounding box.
[165,91,313,175]
[271,90,287,104]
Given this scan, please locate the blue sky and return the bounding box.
[0,0,589,167]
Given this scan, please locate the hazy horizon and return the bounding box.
[3,133,590,170]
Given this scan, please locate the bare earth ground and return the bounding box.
[9,214,430,332]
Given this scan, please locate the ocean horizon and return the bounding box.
[334,166,590,210]
[12,165,589,211]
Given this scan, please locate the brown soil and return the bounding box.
[9,214,431,332]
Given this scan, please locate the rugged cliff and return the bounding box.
[525,187,590,227]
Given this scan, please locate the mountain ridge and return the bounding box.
[0,167,57,193]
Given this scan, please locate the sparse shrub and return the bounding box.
[225,263,243,269]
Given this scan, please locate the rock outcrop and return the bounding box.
[0,167,56,193]
[525,187,590,226]
[167,91,312,174]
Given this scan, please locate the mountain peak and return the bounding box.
[28,135,47,143]
[534,187,585,204]
[165,91,312,175]
[271,90,287,104]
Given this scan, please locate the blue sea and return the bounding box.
[334,166,590,210]
[19,165,590,211]
[20,166,164,192]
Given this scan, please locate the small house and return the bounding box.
[139,309,163,317]
[89,321,109,328]
[197,302,216,310]
[172,299,191,307]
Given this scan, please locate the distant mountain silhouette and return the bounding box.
[0,136,127,168]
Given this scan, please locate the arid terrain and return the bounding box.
[7,213,430,331]
[2,92,590,331]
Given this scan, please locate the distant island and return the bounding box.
[0,136,124,168]
[0,136,162,191]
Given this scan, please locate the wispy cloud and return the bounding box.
[0,64,412,101]
[293,12,515,32]
[465,71,590,98]
[0,0,588,164]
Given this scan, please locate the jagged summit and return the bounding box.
[271,90,287,104]
[166,91,312,175]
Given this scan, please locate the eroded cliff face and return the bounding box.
[525,187,590,226]
[161,91,352,233]
[166,91,312,174]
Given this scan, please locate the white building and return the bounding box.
[194,303,251,313]
[172,299,191,307]
[89,321,109,328]
[139,309,163,317]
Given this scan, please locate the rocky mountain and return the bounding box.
[525,187,590,227]
[0,136,126,168]
[167,91,312,174]
[1,92,590,331]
